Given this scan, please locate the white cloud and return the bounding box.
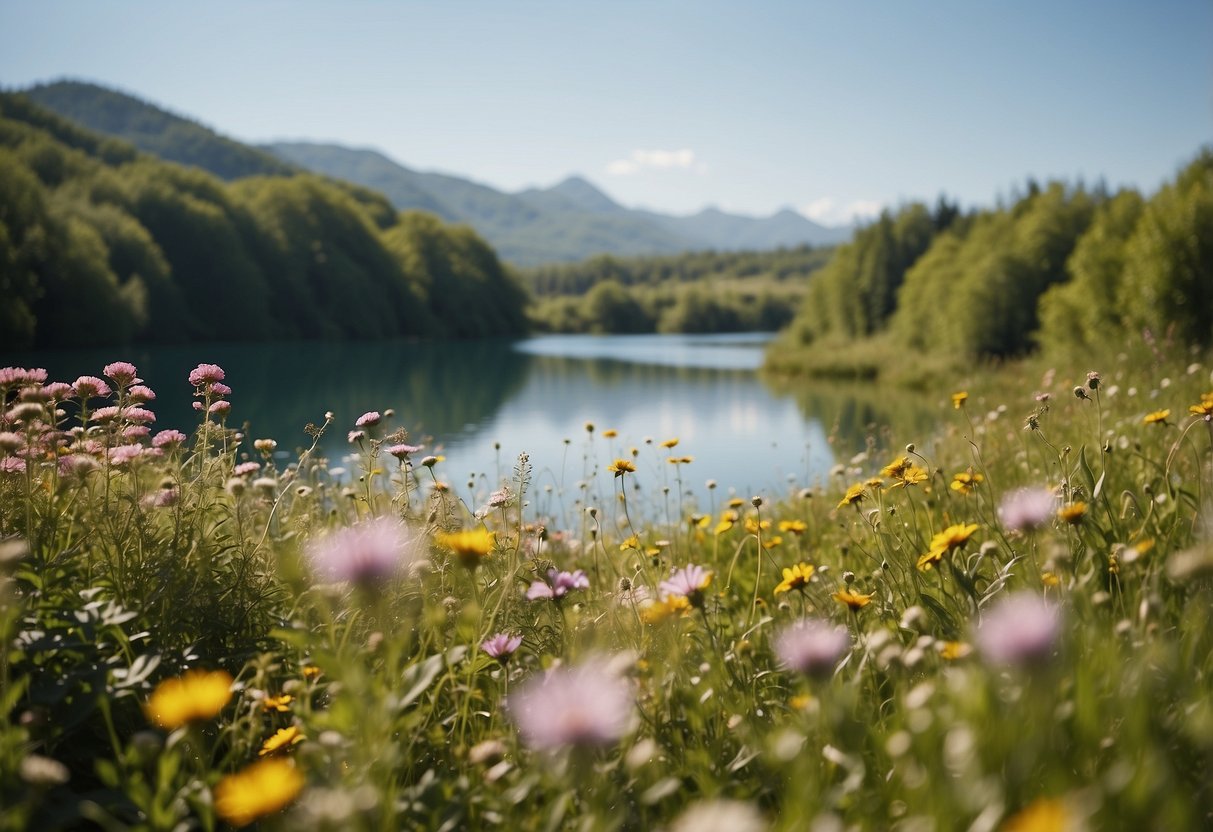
[605,148,699,176]
[799,197,885,226]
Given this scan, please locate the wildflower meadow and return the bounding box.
[3,352,1213,831]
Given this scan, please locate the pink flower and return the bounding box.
[773,619,851,679]
[123,426,151,441]
[998,487,1057,532]
[188,363,226,387]
[210,382,232,397]
[0,457,27,474]
[108,444,144,465]
[103,362,140,387]
[0,433,24,453]
[127,385,156,403]
[0,368,48,387]
[73,376,112,400]
[208,401,231,417]
[305,517,418,587]
[59,454,100,478]
[975,592,1061,667]
[123,407,157,424]
[526,569,589,601]
[42,382,73,400]
[347,430,366,444]
[233,461,261,477]
[388,443,422,459]
[91,406,121,423]
[152,429,187,449]
[355,411,381,428]
[481,633,523,663]
[508,662,633,750]
[659,564,713,602]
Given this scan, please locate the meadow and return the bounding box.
[2,348,1213,831]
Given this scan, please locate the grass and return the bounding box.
[2,348,1213,830]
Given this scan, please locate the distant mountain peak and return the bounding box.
[547,175,622,214]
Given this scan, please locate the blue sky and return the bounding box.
[2,1,1210,224]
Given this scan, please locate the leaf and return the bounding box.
[1077,445,1096,494]
[1093,470,1106,501]
[397,646,468,711]
[918,591,958,634]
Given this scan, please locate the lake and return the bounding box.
[6,333,935,527]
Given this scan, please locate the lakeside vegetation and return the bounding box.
[523,247,832,334]
[3,345,1213,829]
[0,93,529,351]
[769,152,1213,381]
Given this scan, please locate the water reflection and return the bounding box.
[6,334,938,525]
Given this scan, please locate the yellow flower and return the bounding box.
[619,535,640,551]
[301,665,321,680]
[144,669,233,729]
[881,457,912,478]
[744,517,771,535]
[917,549,944,571]
[660,437,679,449]
[214,758,305,827]
[714,510,738,535]
[789,694,813,711]
[952,391,968,409]
[1058,503,1086,525]
[668,455,694,464]
[435,528,495,568]
[833,589,874,610]
[1041,572,1060,587]
[601,429,618,438]
[837,483,866,509]
[762,535,783,550]
[1000,797,1070,832]
[778,519,807,535]
[1143,409,1170,425]
[950,470,984,495]
[888,465,929,489]
[608,458,636,476]
[939,641,971,660]
[929,523,980,554]
[774,562,814,594]
[1190,401,1213,417]
[728,497,745,508]
[694,514,712,529]
[262,694,292,713]
[259,725,305,756]
[640,596,690,625]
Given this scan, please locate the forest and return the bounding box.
[0,93,530,351]
[770,153,1213,378]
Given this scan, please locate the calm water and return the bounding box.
[6,334,934,524]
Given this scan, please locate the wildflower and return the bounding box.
[659,564,713,608]
[302,665,322,680]
[481,633,523,664]
[950,470,984,494]
[620,534,640,551]
[188,363,225,387]
[0,432,24,453]
[262,694,293,713]
[526,568,590,601]
[152,429,187,449]
[608,458,636,477]
[1086,371,1101,390]
[122,407,156,424]
[127,384,156,403]
[602,429,618,438]
[669,455,694,464]
[42,382,73,401]
[774,563,815,595]
[951,391,968,409]
[974,592,1060,667]
[355,411,381,428]
[881,456,912,478]
[421,455,441,468]
[1058,502,1086,525]
[0,458,26,474]
[108,444,144,465]
[773,619,851,678]
[58,454,99,478]
[387,443,422,459]
[507,662,633,750]
[660,437,679,449]
[833,589,874,610]
[208,400,231,417]
[938,641,972,660]
[1190,400,1213,418]
[1143,409,1170,425]
[435,528,495,568]
[1001,798,1071,832]
[103,362,140,387]
[778,519,807,535]
[999,487,1057,532]
[640,595,690,624]
[1041,572,1060,587]
[0,367,47,387]
[213,758,305,827]
[254,438,277,453]
[670,799,767,832]
[743,517,771,535]
[144,669,233,729]
[487,487,513,508]
[259,726,305,756]
[837,482,866,509]
[888,465,929,489]
[73,376,111,399]
[917,523,979,571]
[305,517,417,587]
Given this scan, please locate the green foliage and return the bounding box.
[0,93,530,349]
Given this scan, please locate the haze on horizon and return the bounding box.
[1,0,1210,226]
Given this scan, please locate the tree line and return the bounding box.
[0,93,529,350]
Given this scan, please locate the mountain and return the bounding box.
[23,80,295,180]
[23,80,852,265]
